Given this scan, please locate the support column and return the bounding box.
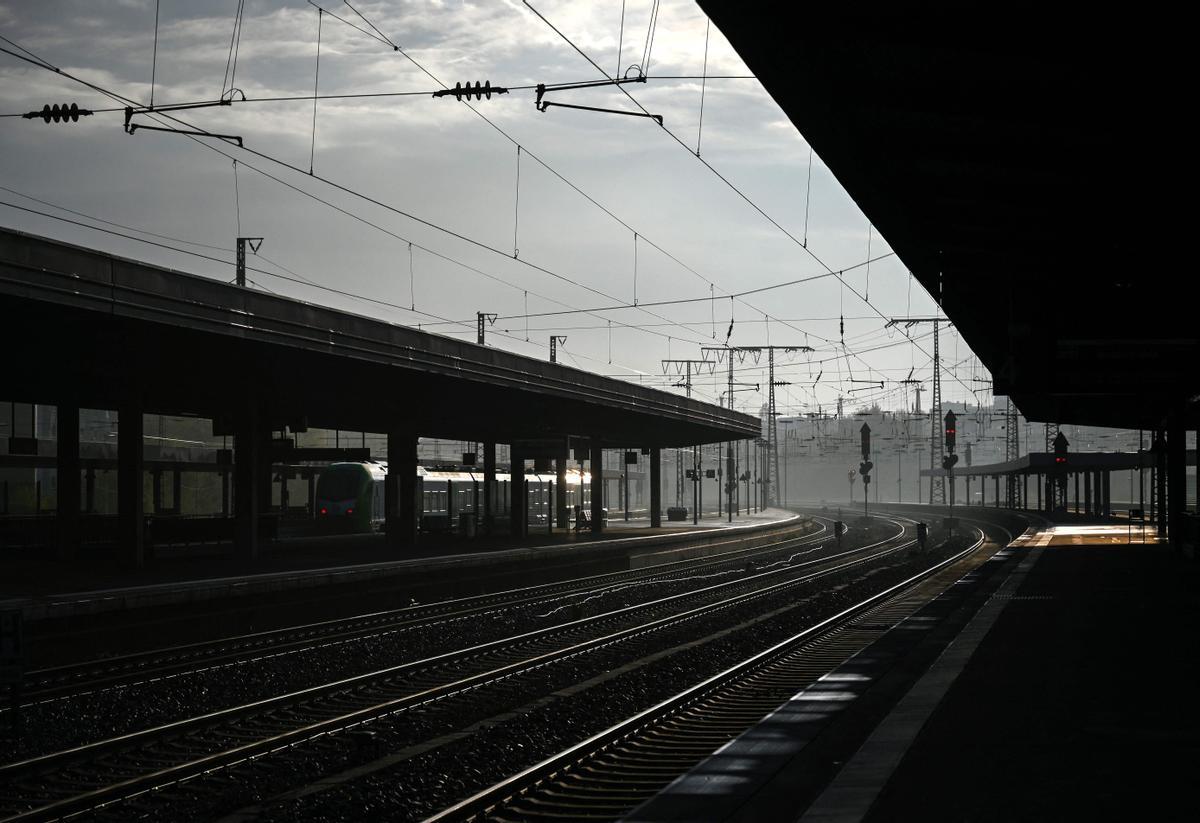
[1102,471,1111,517]
[234,401,262,561]
[623,454,630,522]
[386,424,418,549]
[1085,471,1093,516]
[994,475,1000,508]
[555,444,569,530]
[510,446,526,538]
[483,441,496,535]
[1154,431,1167,535]
[118,399,145,567]
[650,446,662,528]
[1036,473,1042,511]
[1168,415,1185,549]
[1023,474,1029,509]
[56,402,81,558]
[590,443,604,534]
[1074,472,1080,514]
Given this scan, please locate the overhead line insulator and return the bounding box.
[433,81,509,101]
[22,103,93,123]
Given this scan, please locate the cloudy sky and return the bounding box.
[0,0,991,415]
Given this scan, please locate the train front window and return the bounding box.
[317,469,362,500]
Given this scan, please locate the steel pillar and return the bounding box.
[994,475,1000,508]
[483,441,496,534]
[56,402,80,558]
[1154,431,1167,535]
[385,425,418,548]
[1168,415,1185,549]
[233,401,261,561]
[590,443,604,534]
[556,446,569,529]
[118,399,145,566]
[650,446,662,528]
[510,446,526,539]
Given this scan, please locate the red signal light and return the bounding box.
[319,507,328,515]
[346,508,354,515]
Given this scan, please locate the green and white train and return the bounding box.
[314,461,594,534]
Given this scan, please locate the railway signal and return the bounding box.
[943,410,959,531]
[859,422,872,517]
[1053,430,1069,465]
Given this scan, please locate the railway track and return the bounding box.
[11,516,821,710]
[0,516,917,822]
[426,517,1016,823]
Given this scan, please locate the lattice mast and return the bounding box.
[767,348,780,507]
[1005,397,1020,507]
[700,345,811,511]
[929,320,945,504]
[886,317,948,505]
[662,358,711,509]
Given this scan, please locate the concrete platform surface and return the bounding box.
[630,522,1200,822]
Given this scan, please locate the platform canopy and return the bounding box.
[701,7,1192,430]
[0,228,759,447]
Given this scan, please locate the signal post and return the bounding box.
[859,423,873,519]
[942,411,959,535]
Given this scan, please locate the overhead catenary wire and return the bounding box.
[615,0,626,77]
[309,7,322,175]
[520,1,982,401]
[0,39,716,352]
[0,35,715,363]
[149,0,160,108]
[0,76,757,117]
[0,32,926,403]
[303,4,721,349]
[0,20,797,382]
[0,195,655,374]
[0,35,677,380]
[696,18,710,156]
[232,159,241,235]
[221,0,247,99]
[309,2,848,358]
[512,145,521,258]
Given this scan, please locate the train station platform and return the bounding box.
[629,522,1200,821]
[0,508,800,624]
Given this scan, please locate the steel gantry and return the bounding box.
[700,345,812,509]
[886,317,949,504]
[662,358,717,515]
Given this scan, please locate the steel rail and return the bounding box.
[0,519,916,822]
[14,517,815,707]
[426,520,998,822]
